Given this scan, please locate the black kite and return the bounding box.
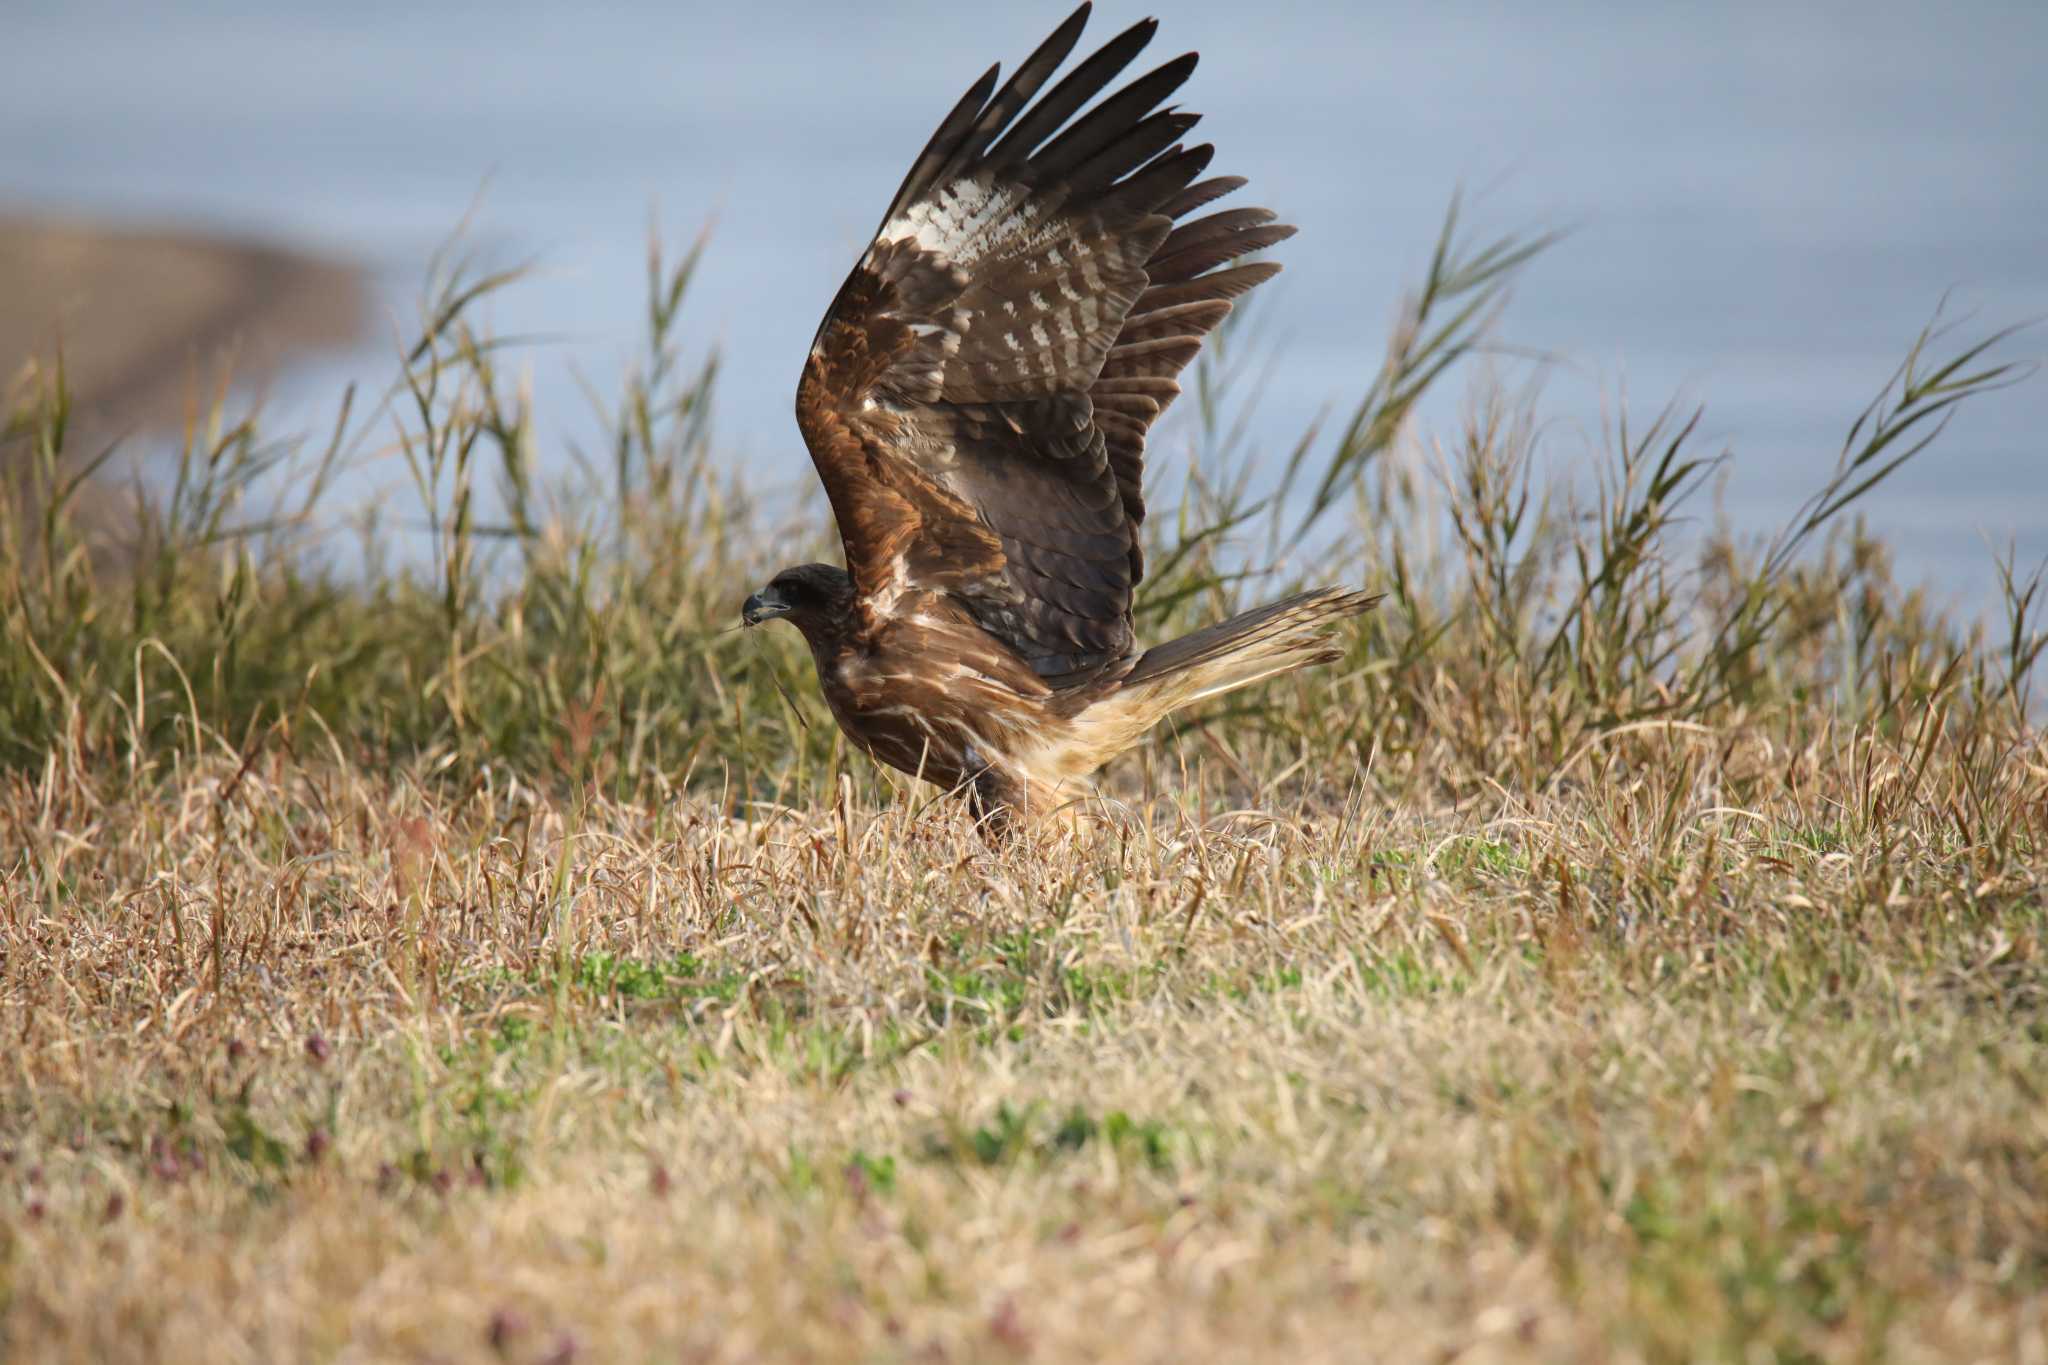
[745,4,1377,825]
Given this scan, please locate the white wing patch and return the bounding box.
[881,177,1044,267]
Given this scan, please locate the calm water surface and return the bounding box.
[6,0,2045,605]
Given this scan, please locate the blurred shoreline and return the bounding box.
[1,214,367,451]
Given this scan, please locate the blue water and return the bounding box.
[6,0,2045,608]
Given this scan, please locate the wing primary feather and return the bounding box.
[986,17,1159,167]
[876,62,1002,231]
[1099,337,1203,376]
[1091,376,1182,398]
[1108,300,1232,348]
[1095,142,1213,217]
[1029,54,1200,183]
[938,3,1094,183]
[1159,172,1245,219]
[1131,261,1283,311]
[1148,223,1297,281]
[1158,206,1277,256]
[1064,109,1203,193]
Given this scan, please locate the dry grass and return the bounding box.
[3,207,2045,1362]
[6,732,2046,1363]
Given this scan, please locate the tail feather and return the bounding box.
[1123,587,1379,702]
[1034,587,1378,786]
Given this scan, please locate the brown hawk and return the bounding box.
[745,3,1377,825]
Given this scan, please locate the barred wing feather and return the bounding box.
[795,2,1294,685]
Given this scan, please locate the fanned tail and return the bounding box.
[1034,588,1379,785]
[1122,587,1380,702]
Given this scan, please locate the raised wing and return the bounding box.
[796,2,1292,684]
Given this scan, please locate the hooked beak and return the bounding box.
[741,586,791,627]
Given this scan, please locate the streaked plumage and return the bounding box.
[746,4,1378,825]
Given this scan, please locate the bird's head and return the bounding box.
[742,563,854,635]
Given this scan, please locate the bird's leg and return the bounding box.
[962,746,1025,841]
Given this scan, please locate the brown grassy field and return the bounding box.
[2,215,2044,1363]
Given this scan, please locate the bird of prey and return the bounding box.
[744,3,1376,826]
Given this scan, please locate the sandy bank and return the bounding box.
[1,216,366,446]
